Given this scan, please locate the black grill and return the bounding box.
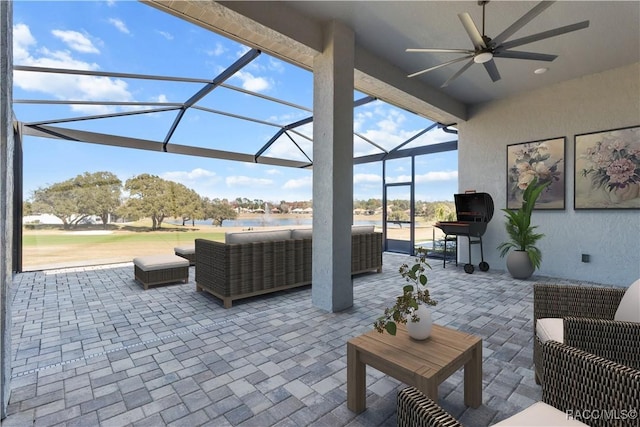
[435,192,494,274]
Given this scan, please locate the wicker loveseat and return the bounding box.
[397,341,640,427]
[195,226,383,308]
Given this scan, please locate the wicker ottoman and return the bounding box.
[133,254,189,289]
[174,245,196,265]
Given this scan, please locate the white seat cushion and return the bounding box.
[536,318,564,344]
[174,245,195,255]
[225,229,292,244]
[614,278,640,322]
[133,254,189,271]
[492,401,588,426]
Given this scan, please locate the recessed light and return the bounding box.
[534,67,548,75]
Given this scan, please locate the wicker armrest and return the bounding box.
[564,317,640,369]
[542,341,640,427]
[397,387,462,427]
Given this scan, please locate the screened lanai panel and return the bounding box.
[401,126,458,150]
[167,109,283,154]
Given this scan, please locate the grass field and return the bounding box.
[22,216,445,271]
[22,221,228,270]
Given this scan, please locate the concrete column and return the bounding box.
[311,21,354,312]
[0,0,14,419]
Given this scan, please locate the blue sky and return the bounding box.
[13,1,458,204]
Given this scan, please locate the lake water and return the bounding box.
[167,217,381,228]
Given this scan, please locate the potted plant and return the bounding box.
[373,247,437,340]
[497,177,550,279]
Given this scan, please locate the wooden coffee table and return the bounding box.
[347,323,482,413]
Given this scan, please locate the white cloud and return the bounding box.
[354,173,381,184]
[13,23,134,115]
[283,175,312,190]
[265,169,282,175]
[226,176,273,187]
[388,170,458,184]
[207,42,226,57]
[161,168,222,198]
[157,30,174,41]
[108,18,130,35]
[52,29,100,54]
[233,70,271,92]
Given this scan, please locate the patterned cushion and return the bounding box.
[614,278,640,322]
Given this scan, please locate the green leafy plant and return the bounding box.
[374,247,437,335]
[497,177,550,269]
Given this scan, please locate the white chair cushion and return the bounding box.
[614,278,640,322]
[174,245,195,255]
[536,318,564,344]
[492,401,588,426]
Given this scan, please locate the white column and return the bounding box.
[312,21,354,312]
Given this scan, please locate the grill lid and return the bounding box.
[453,192,494,223]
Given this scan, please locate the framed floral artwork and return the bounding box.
[574,125,640,209]
[506,137,565,210]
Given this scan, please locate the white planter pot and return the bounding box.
[406,304,432,340]
[506,250,535,279]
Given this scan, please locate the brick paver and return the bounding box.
[5,253,607,426]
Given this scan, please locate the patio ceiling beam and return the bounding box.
[21,123,311,168]
[14,100,184,107]
[162,48,261,151]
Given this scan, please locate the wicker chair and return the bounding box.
[397,341,640,427]
[533,283,640,384]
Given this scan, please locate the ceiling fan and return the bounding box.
[407,0,590,87]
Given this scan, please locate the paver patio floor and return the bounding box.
[5,252,599,426]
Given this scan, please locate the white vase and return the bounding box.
[406,304,432,340]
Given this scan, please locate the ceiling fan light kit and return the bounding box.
[406,0,590,87]
[473,51,493,64]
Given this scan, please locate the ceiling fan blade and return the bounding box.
[441,59,474,88]
[458,12,486,49]
[407,55,474,78]
[490,1,555,47]
[500,21,590,50]
[406,48,474,54]
[483,60,501,82]
[496,50,557,61]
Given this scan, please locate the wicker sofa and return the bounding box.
[397,341,640,427]
[533,282,640,384]
[195,226,383,308]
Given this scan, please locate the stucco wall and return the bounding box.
[0,0,13,417]
[457,62,640,286]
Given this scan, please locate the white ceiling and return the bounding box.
[285,1,640,105]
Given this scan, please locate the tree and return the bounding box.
[74,171,121,228]
[204,197,238,226]
[30,171,121,229]
[123,174,173,230]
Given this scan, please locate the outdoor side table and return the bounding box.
[347,323,482,413]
